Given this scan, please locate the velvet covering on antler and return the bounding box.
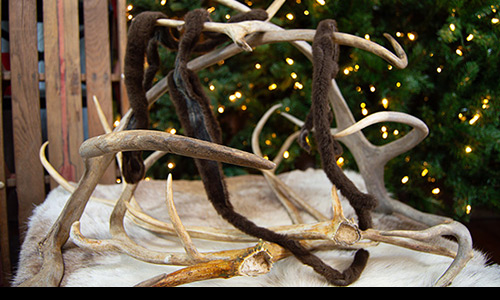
[299,20,378,231]
[122,12,167,184]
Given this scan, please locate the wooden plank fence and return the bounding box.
[9,0,46,240]
[84,0,116,183]
[44,0,85,189]
[0,0,130,286]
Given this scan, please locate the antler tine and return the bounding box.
[252,29,408,69]
[40,142,76,193]
[251,103,282,160]
[265,0,286,21]
[280,109,428,171]
[281,110,428,141]
[331,185,345,221]
[383,33,407,67]
[378,221,473,287]
[156,19,277,52]
[92,95,129,177]
[333,111,428,139]
[213,0,286,20]
[92,95,112,134]
[165,174,205,263]
[213,0,251,13]
[251,103,302,223]
[252,104,329,223]
[272,131,300,167]
[334,32,407,69]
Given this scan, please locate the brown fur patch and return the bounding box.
[122,12,167,184]
[300,20,378,231]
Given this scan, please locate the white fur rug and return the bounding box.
[13,169,500,287]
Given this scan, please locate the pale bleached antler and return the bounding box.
[156,19,278,52]
[213,0,252,13]
[377,221,473,287]
[165,174,204,262]
[155,18,407,67]
[70,176,362,262]
[145,1,407,104]
[252,104,328,223]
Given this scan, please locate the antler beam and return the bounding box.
[155,19,407,68]
[79,130,274,170]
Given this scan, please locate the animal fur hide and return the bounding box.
[13,169,500,287]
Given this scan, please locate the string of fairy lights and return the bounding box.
[123,0,498,215]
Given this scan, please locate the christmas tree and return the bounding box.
[125,0,500,221]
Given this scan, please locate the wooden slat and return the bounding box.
[9,0,45,237]
[0,0,12,287]
[83,0,115,184]
[117,0,130,116]
[44,0,84,188]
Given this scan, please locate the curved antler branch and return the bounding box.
[165,174,205,262]
[79,130,275,171]
[213,0,289,21]
[156,19,278,52]
[252,104,329,223]
[265,0,286,21]
[281,110,429,165]
[251,29,408,69]
[156,19,408,69]
[378,221,474,287]
[134,245,273,287]
[213,0,251,13]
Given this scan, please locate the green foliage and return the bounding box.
[127,0,500,221]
